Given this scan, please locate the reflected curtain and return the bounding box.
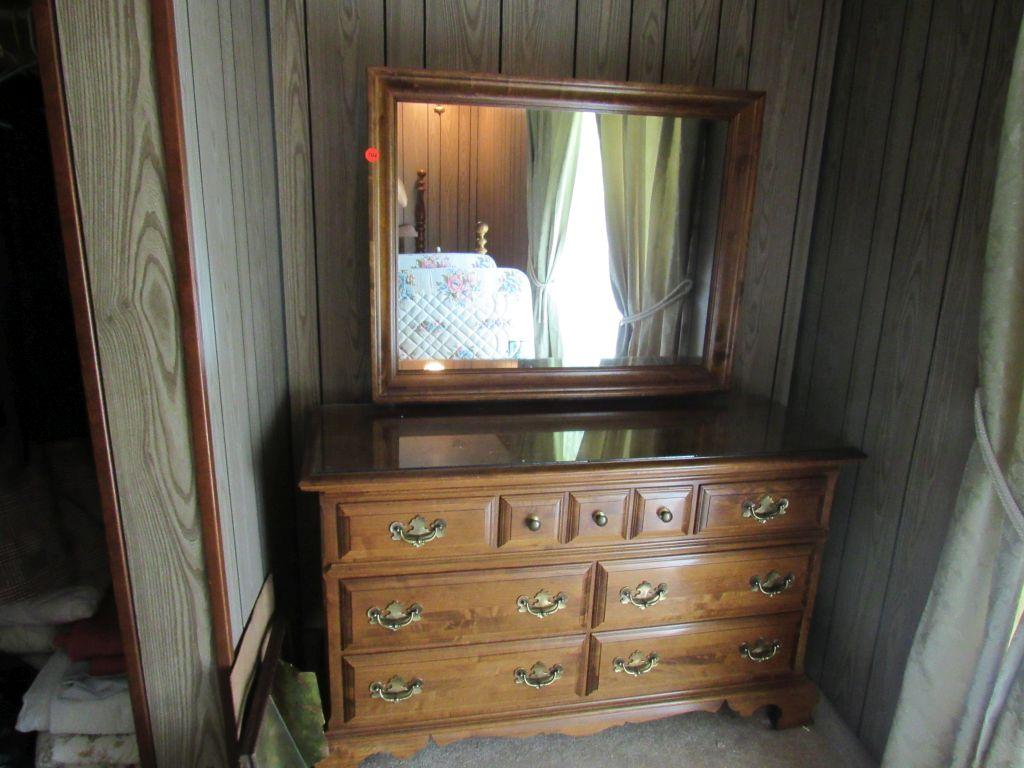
[597,115,703,360]
[526,110,583,359]
[882,18,1024,768]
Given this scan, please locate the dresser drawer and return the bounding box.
[337,564,592,651]
[340,636,586,727]
[594,547,813,630]
[588,615,801,700]
[694,477,827,538]
[329,497,498,562]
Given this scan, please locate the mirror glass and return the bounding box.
[394,102,729,371]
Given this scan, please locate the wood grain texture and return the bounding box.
[176,0,294,646]
[33,1,156,761]
[713,0,754,88]
[628,0,667,83]
[385,0,424,68]
[269,0,322,465]
[819,0,996,730]
[855,0,1024,753]
[769,0,843,405]
[731,0,825,399]
[790,0,1024,753]
[308,0,384,402]
[53,1,227,764]
[663,0,722,86]
[573,0,630,81]
[424,0,499,71]
[501,0,576,76]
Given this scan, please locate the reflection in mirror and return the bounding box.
[394,103,728,371]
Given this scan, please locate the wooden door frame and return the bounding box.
[33,2,158,763]
[34,0,241,763]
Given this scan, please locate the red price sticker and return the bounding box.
[364,147,380,163]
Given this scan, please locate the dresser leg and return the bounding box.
[321,732,432,767]
[769,679,819,730]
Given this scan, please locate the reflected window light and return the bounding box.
[423,361,445,372]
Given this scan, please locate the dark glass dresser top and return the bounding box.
[301,394,862,488]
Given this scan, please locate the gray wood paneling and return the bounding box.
[307,0,384,403]
[54,1,227,763]
[792,0,1024,756]
[176,0,293,646]
[297,0,841,404]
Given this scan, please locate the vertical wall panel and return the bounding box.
[821,0,996,729]
[732,0,825,399]
[308,1,384,403]
[628,0,667,83]
[793,0,1024,756]
[54,1,227,763]
[501,0,576,77]
[425,0,499,71]
[663,0,722,86]
[386,0,425,67]
[573,0,630,80]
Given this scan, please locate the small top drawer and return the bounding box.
[328,497,497,563]
[694,477,828,538]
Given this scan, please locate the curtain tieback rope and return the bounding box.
[619,279,694,326]
[527,264,554,290]
[975,388,1024,540]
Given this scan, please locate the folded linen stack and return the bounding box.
[16,651,138,767]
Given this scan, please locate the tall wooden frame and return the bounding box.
[370,68,764,403]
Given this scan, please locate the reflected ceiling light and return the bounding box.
[423,361,445,372]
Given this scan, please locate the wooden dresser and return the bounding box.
[300,395,862,766]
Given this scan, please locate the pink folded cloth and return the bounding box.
[53,598,122,661]
[88,655,127,677]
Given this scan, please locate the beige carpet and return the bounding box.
[359,698,877,768]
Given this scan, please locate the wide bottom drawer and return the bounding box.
[588,614,801,700]
[340,636,586,727]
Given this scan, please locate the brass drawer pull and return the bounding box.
[369,675,423,703]
[514,661,564,689]
[741,495,789,524]
[613,650,659,677]
[592,510,608,527]
[749,571,794,597]
[517,589,568,618]
[619,580,668,610]
[740,638,781,663]
[389,515,446,547]
[367,600,423,631]
[525,514,542,532]
[657,507,674,523]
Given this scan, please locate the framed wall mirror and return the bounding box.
[369,68,764,403]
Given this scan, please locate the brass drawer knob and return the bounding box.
[525,514,542,532]
[619,580,668,610]
[592,510,608,527]
[749,571,794,597]
[517,589,568,618]
[367,601,423,631]
[656,507,674,523]
[514,661,564,689]
[613,650,659,677]
[389,515,446,547]
[741,495,789,523]
[369,675,423,703]
[740,638,781,663]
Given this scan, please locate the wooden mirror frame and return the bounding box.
[369,67,764,404]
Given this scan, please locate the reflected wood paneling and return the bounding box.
[792,0,1023,756]
[53,1,227,763]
